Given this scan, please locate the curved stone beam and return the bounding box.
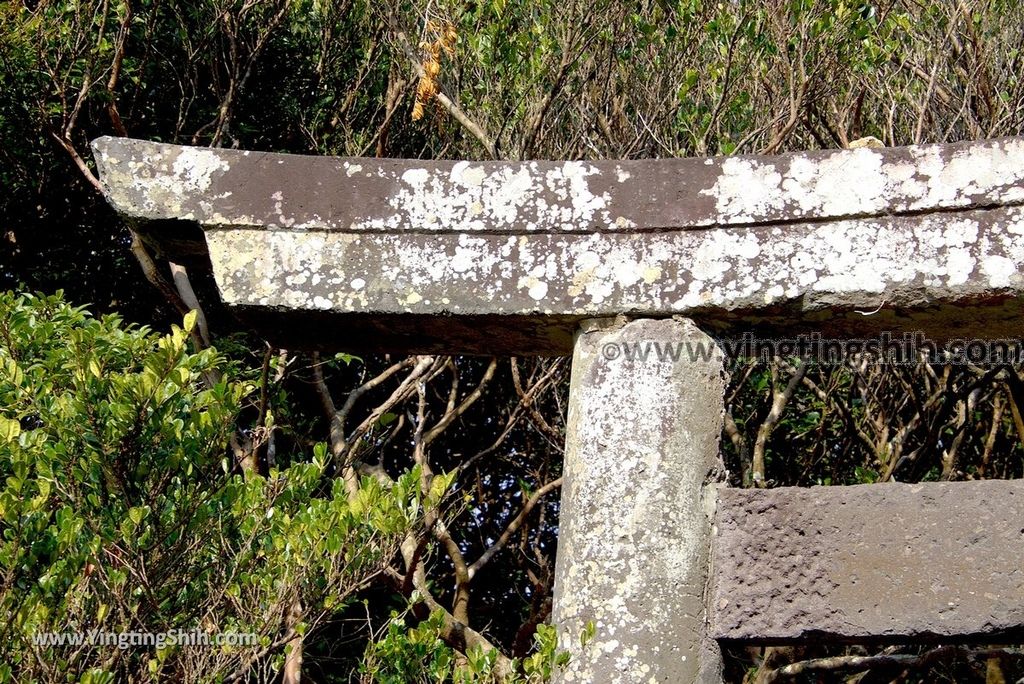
[91,136,1024,354]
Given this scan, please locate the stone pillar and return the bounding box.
[552,317,726,683]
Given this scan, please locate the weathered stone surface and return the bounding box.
[710,479,1024,644]
[553,317,726,683]
[91,136,1024,233]
[91,136,1024,354]
[205,207,1024,353]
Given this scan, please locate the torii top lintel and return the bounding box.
[92,136,1024,355]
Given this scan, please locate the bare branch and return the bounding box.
[468,476,563,579]
[510,358,565,448]
[766,646,959,682]
[49,131,103,192]
[752,359,808,487]
[422,358,498,446]
[168,262,211,347]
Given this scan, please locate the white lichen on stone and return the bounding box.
[701,138,1024,225]
[528,281,549,300]
[95,142,232,219]
[981,255,1017,287]
[355,160,629,233]
[702,157,786,222]
[205,205,1024,322]
[170,146,231,193]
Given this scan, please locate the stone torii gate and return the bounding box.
[93,136,1024,683]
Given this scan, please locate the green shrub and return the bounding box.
[0,292,419,682]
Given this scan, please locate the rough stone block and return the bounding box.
[710,479,1024,643]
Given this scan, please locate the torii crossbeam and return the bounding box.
[92,136,1024,355]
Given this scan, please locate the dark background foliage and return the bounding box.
[2,0,1023,681]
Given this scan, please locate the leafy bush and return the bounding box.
[360,608,571,684]
[0,292,422,682]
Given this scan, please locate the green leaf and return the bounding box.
[0,417,20,443]
[128,506,147,525]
